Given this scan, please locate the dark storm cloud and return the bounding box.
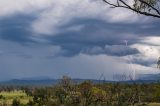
[46,19,160,56]
[0,17,160,57]
[0,14,36,44]
[0,0,159,81]
[82,45,139,56]
[131,59,156,66]
[14,52,33,59]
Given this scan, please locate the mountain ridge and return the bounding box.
[0,74,160,86]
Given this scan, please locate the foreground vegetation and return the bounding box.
[0,76,160,106]
[0,90,31,106]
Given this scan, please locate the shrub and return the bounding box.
[12,98,20,106]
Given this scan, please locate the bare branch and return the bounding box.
[103,0,160,18]
[139,0,160,15]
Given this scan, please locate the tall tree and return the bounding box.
[103,0,160,18]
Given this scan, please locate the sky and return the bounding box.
[0,0,160,81]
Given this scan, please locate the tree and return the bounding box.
[103,0,160,18]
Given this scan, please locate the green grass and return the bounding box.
[0,90,32,105]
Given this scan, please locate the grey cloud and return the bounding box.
[0,0,159,80]
[47,19,160,57]
[0,14,36,44]
[0,16,160,58]
[82,45,139,56]
[15,54,33,59]
[131,58,156,66]
[127,53,158,67]
[104,45,139,56]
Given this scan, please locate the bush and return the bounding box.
[12,98,20,106]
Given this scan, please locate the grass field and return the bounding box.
[0,90,159,106]
[0,90,31,105]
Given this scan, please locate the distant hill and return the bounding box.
[20,76,52,81]
[0,78,108,86]
[0,79,57,86]
[138,73,160,81]
[0,75,160,86]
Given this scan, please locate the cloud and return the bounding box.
[129,55,156,67]
[82,45,139,56]
[0,0,159,80]
[0,38,128,80]
[0,50,132,80]
[66,25,84,32]
[123,37,160,67]
[0,39,64,59]
[43,18,160,57]
[0,0,54,17]
[0,14,35,44]
[132,43,160,60]
[0,2,159,59]
[30,0,149,35]
[140,36,160,46]
[0,51,158,80]
[0,0,157,37]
